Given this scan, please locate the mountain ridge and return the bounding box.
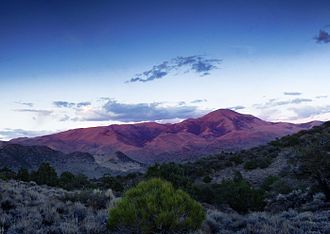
[10,109,322,163]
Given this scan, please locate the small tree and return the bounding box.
[0,167,16,180]
[59,171,75,189]
[31,163,58,186]
[298,147,330,200]
[17,168,30,182]
[108,178,205,233]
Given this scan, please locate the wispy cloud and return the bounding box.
[227,105,245,111]
[315,30,330,43]
[76,102,91,108]
[53,101,75,108]
[53,101,91,108]
[79,99,208,122]
[283,92,302,96]
[315,95,328,99]
[191,99,207,104]
[13,109,53,116]
[290,105,330,119]
[255,98,313,109]
[126,55,221,83]
[0,128,53,140]
[15,101,34,107]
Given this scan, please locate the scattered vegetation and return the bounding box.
[0,180,111,233]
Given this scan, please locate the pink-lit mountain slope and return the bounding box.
[11,109,321,163]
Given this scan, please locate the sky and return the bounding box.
[1,0,330,140]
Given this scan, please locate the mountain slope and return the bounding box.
[10,109,321,163]
[0,143,115,178]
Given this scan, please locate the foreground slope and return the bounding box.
[11,109,321,163]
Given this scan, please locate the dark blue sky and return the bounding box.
[1,0,330,139]
[1,0,329,79]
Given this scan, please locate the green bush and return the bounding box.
[229,155,243,165]
[213,177,265,213]
[244,157,272,171]
[261,176,279,191]
[203,175,212,183]
[59,171,75,189]
[271,179,292,194]
[0,167,16,180]
[244,159,259,170]
[30,163,58,186]
[108,178,205,233]
[99,175,124,192]
[146,163,192,189]
[17,168,30,182]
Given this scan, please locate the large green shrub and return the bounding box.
[108,178,205,233]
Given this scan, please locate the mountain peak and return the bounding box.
[201,109,245,120]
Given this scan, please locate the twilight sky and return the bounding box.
[1,0,330,140]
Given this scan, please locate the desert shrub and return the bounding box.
[58,172,76,189]
[244,157,272,171]
[271,134,301,147]
[205,209,330,234]
[213,175,265,213]
[108,178,205,233]
[271,179,292,194]
[265,189,312,212]
[63,189,110,210]
[16,168,30,182]
[145,163,192,190]
[0,179,113,234]
[192,183,216,204]
[0,167,16,180]
[229,155,243,165]
[99,175,124,192]
[1,198,16,211]
[261,176,280,191]
[30,163,58,186]
[297,147,330,200]
[203,175,212,183]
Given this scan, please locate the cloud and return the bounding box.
[127,55,221,83]
[53,101,76,108]
[79,99,207,122]
[59,115,70,122]
[290,105,330,119]
[191,99,207,104]
[315,95,328,99]
[315,30,330,43]
[0,128,53,140]
[291,98,313,104]
[13,109,53,116]
[53,101,91,108]
[227,105,245,111]
[255,98,313,109]
[77,102,91,108]
[283,92,302,96]
[15,101,34,107]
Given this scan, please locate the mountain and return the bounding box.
[0,143,141,177]
[10,109,322,163]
